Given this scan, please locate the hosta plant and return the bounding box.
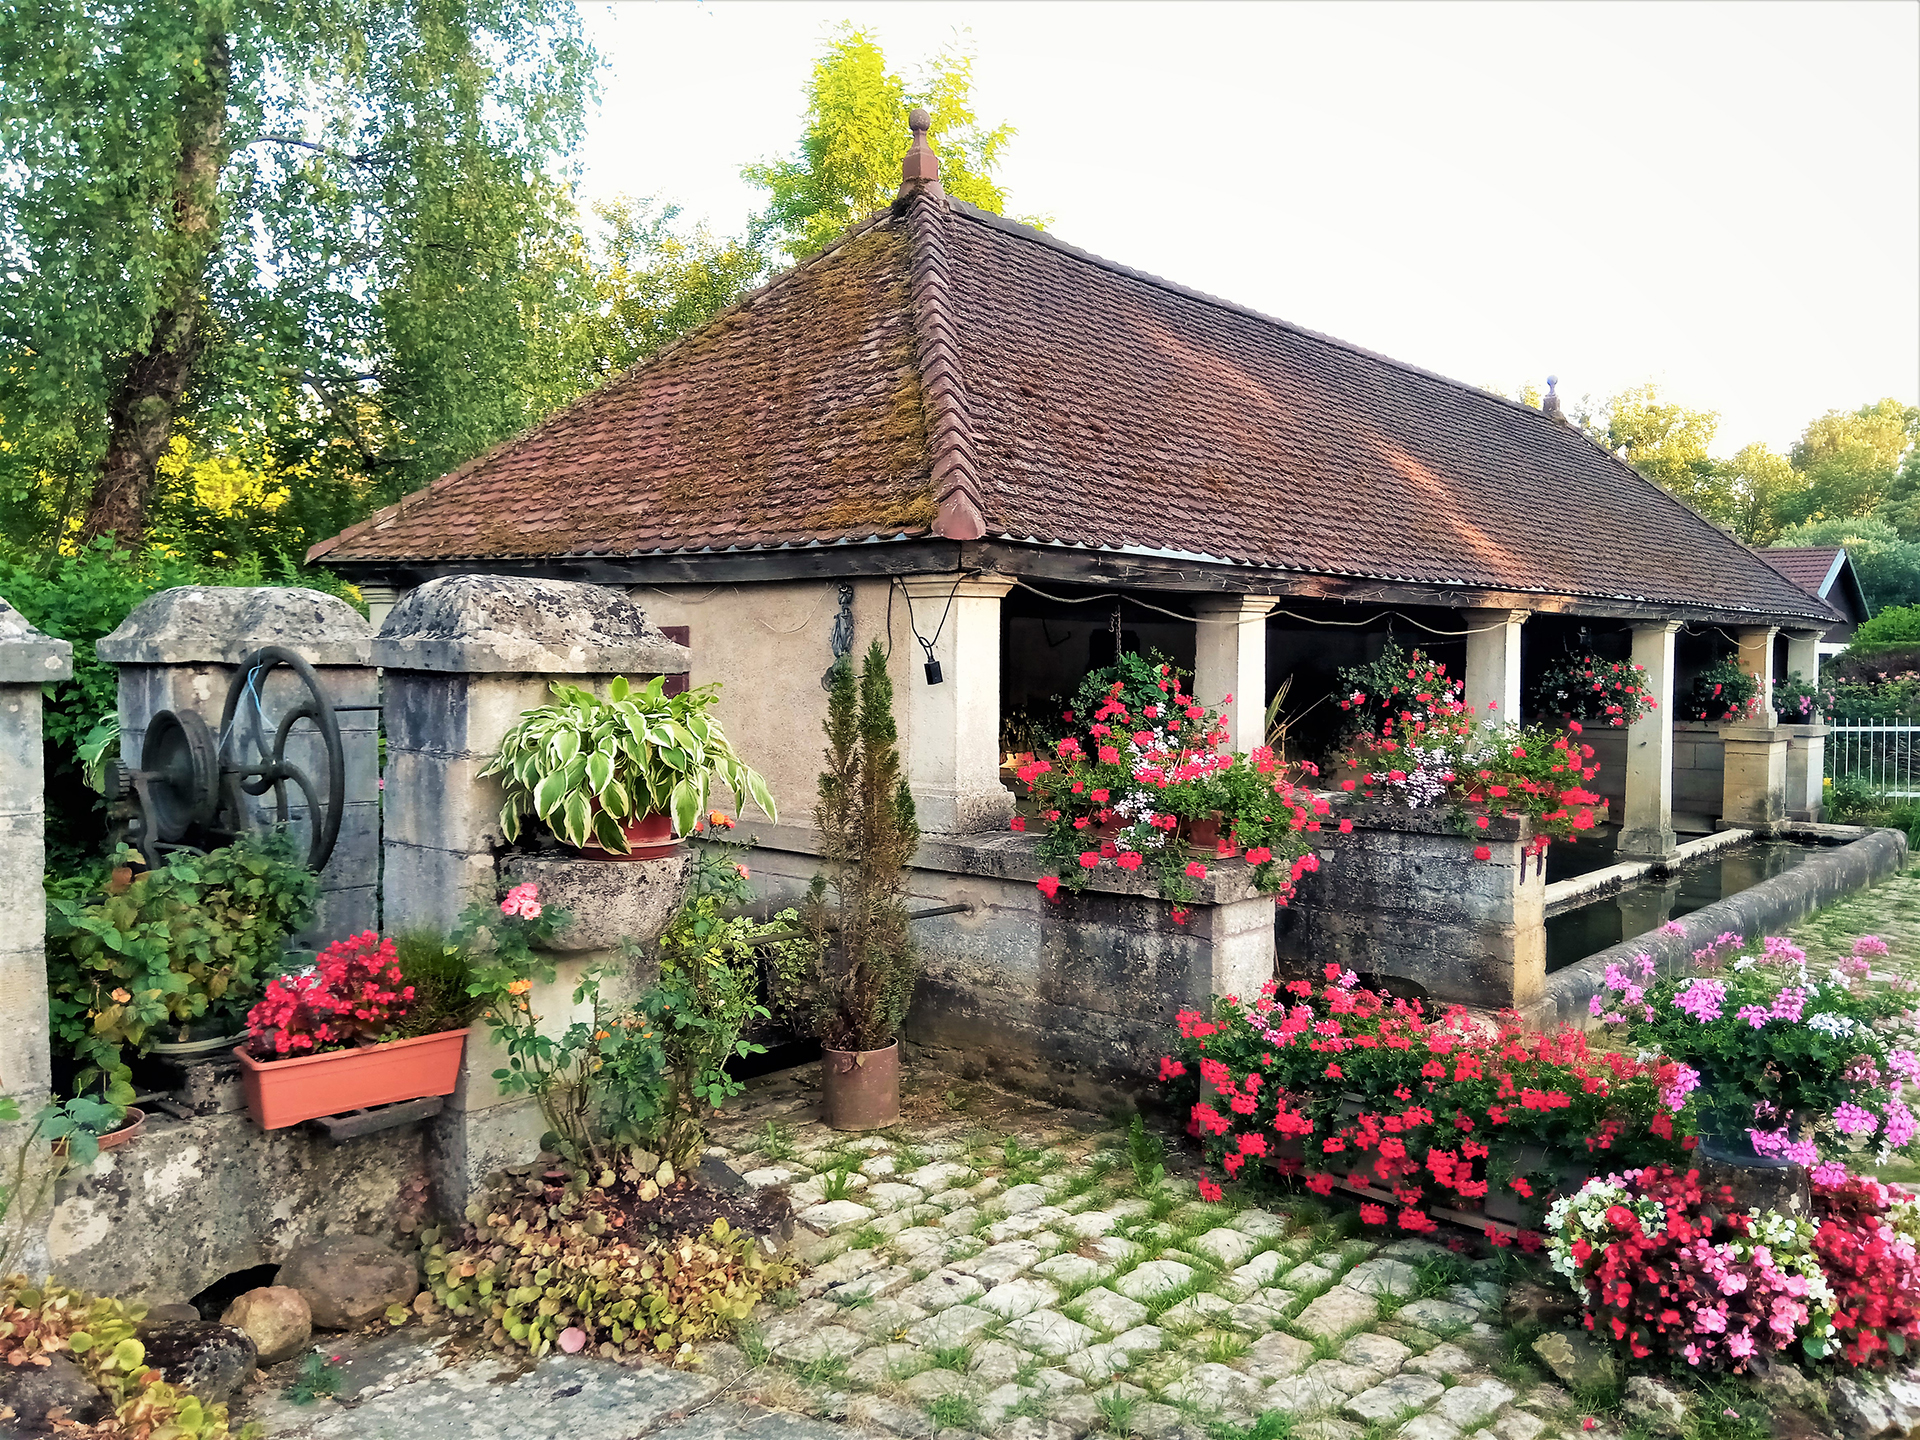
[482,675,775,852]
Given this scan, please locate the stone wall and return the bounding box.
[738,822,1277,1112]
[1274,805,1546,1009]
[1672,722,1725,831]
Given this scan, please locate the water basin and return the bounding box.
[1545,840,1823,973]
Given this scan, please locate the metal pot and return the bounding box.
[821,1042,900,1131]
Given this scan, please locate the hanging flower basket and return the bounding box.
[235,1030,466,1130]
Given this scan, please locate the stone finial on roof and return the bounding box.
[1542,374,1565,423]
[899,107,943,196]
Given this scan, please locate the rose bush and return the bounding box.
[1593,933,1920,1165]
[1015,655,1322,912]
[1158,968,1694,1243]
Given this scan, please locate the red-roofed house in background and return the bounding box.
[1761,546,1871,658]
[308,113,1850,1087]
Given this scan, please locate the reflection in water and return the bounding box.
[1545,842,1820,974]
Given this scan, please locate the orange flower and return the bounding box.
[110,988,131,1004]
[506,978,532,995]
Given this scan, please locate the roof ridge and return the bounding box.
[307,208,905,565]
[896,184,986,540]
[943,200,1825,616]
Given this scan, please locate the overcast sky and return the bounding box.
[572,0,1919,458]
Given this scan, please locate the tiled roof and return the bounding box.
[1759,547,1844,595]
[310,192,1833,623]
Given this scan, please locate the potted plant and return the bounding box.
[1682,658,1762,722]
[1529,647,1658,728]
[1773,670,1836,725]
[482,675,776,858]
[777,641,920,1130]
[233,931,477,1130]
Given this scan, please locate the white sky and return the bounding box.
[572,0,1919,458]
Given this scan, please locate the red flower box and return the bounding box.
[235,1029,467,1130]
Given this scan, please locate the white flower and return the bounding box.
[1807,1013,1857,1038]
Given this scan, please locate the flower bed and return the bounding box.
[1158,968,1693,1243]
[1810,1169,1920,1365]
[1014,653,1323,914]
[1590,932,1920,1164]
[1329,646,1604,861]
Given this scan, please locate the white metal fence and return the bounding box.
[1829,717,1920,798]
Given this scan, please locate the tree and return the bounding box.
[744,26,1020,261]
[1588,382,1729,521]
[1782,398,1920,528]
[1772,516,1920,614]
[1720,442,1804,545]
[799,640,921,1053]
[0,0,598,549]
[579,197,771,379]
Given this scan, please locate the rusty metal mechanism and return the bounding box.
[111,646,347,871]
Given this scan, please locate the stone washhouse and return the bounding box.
[285,115,1846,1105]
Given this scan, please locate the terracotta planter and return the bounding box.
[54,1107,145,1159]
[579,811,679,861]
[235,1029,467,1130]
[821,1042,900,1131]
[1183,815,1241,858]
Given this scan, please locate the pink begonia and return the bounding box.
[1854,935,1892,958]
[1835,1102,1881,1139]
[1674,976,1727,1022]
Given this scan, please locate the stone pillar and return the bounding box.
[373,575,689,1208]
[1720,722,1790,829]
[0,599,71,1116]
[1782,630,1827,821]
[357,583,403,631]
[1463,608,1528,724]
[97,588,380,941]
[900,576,1015,835]
[1617,620,1681,861]
[1191,596,1277,754]
[1736,626,1779,723]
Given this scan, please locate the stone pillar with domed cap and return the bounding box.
[372,574,691,1209]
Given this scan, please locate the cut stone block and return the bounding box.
[1340,1332,1411,1375]
[985,1211,1058,1244]
[796,1199,876,1233]
[1108,1324,1167,1356]
[1058,1209,1118,1239]
[1400,1415,1465,1440]
[904,1161,974,1192]
[952,1240,1046,1285]
[1343,1258,1421,1298]
[1163,1361,1265,1413]
[1287,1262,1339,1292]
[1294,1287,1380,1339]
[1000,1183,1052,1214]
[1004,1309,1096,1358]
[1399,1298,1477,1331]
[1076,1287,1150,1335]
[1405,1342,1481,1379]
[1086,1234,1144,1267]
[1224,1250,1290,1298]
[1245,1330,1316,1381]
[1226,1299,1287,1333]
[1034,1253,1109,1288]
[898,1269,985,1311]
[1305,1359,1380,1397]
[1158,1291,1235,1328]
[1113,1259,1194,1302]
[742,1166,799,1189]
[846,1342,920,1385]
[864,1182,926,1213]
[1231,1208,1289,1238]
[772,1324,867,1364]
[979,1277,1060,1320]
[889,1227,949,1259]
[904,1303,996,1348]
[1064,1343,1132,1383]
[969,1338,1027,1386]
[1189,1227,1259,1269]
[1431,1379,1516,1430]
[841,1298,929,1336]
[1343,1373,1445,1424]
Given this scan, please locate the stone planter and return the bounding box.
[578,810,679,861]
[235,1030,466,1130]
[497,849,690,953]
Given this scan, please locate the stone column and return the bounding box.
[900,576,1015,835]
[97,588,379,941]
[1463,608,1528,724]
[0,600,71,1117]
[1191,596,1277,754]
[1616,620,1681,861]
[357,583,403,631]
[1736,626,1779,722]
[1782,629,1827,821]
[373,575,689,1208]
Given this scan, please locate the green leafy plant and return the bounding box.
[928,1394,982,1430]
[785,640,922,1052]
[421,1177,799,1359]
[1530,647,1657,726]
[1773,669,1836,723]
[387,931,481,1040]
[46,830,318,1079]
[284,1351,342,1404]
[0,1278,247,1437]
[1126,1114,1167,1198]
[481,674,775,851]
[1682,658,1763,722]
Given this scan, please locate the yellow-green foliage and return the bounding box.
[420,1173,800,1361]
[0,1277,253,1438]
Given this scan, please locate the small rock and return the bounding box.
[219,1286,312,1366]
[1502,1281,1580,1330]
[1245,1330,1316,1380]
[1344,1373,1445,1425]
[141,1302,201,1327]
[1341,1332,1412,1375]
[1114,1260,1195,1303]
[1403,1342,1480,1379]
[1530,1331,1616,1392]
[1623,1376,1689,1436]
[1400,1415,1465,1440]
[278,1235,420,1330]
[1296,1286,1381,1339]
[1431,1379,1515,1430]
[0,1352,110,1428]
[1344,1258,1420,1298]
[138,1321,258,1404]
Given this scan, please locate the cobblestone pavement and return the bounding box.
[251,1065,1583,1440]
